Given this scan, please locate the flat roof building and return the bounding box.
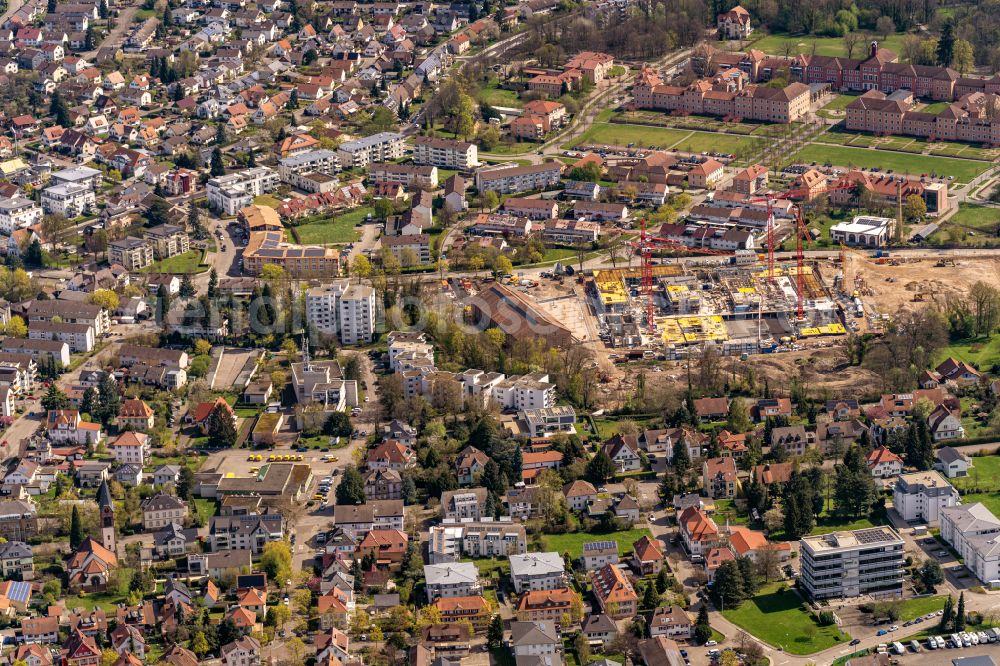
[800,527,905,600]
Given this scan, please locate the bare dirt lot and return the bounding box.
[846,254,1000,313]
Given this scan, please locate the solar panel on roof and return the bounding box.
[584,540,618,551]
[6,581,31,603]
[855,527,893,544]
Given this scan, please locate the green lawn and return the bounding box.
[920,101,952,114]
[139,250,208,274]
[193,497,217,520]
[935,337,1000,373]
[794,144,989,183]
[895,595,947,622]
[722,582,850,654]
[290,207,372,244]
[592,417,662,439]
[464,558,511,578]
[541,248,578,262]
[952,455,1000,492]
[570,122,762,156]
[62,593,122,612]
[478,82,523,109]
[542,528,653,559]
[747,33,908,59]
[949,204,998,230]
[821,94,862,112]
[254,194,283,208]
[713,499,749,525]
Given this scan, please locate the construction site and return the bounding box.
[588,258,850,359]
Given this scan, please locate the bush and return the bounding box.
[818,611,836,626]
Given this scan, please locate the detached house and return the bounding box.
[702,457,738,499]
[866,446,902,478]
[928,405,965,441]
[602,434,642,472]
[936,446,972,479]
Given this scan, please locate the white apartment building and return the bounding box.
[457,369,506,406]
[108,237,154,270]
[509,552,567,593]
[0,197,42,234]
[305,281,349,336]
[336,132,405,169]
[475,162,563,194]
[29,321,95,353]
[940,503,1000,584]
[892,470,959,525]
[50,165,102,190]
[207,167,280,215]
[338,285,375,345]
[424,562,482,601]
[428,518,527,564]
[369,163,438,189]
[40,182,95,217]
[582,541,619,571]
[800,527,905,600]
[278,149,341,181]
[387,332,434,371]
[520,406,577,437]
[412,136,478,170]
[492,372,556,410]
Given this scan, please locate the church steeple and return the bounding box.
[97,479,116,554]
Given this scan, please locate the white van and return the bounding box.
[891,642,905,655]
[876,644,888,655]
[926,636,937,649]
[951,633,963,647]
[909,640,921,653]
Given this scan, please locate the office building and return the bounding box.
[799,527,905,600]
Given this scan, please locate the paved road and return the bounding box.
[84,4,144,60]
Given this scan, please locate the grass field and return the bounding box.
[140,250,207,274]
[935,337,1000,373]
[571,122,764,156]
[953,455,1000,492]
[747,33,908,59]
[541,248,577,262]
[949,204,999,230]
[794,144,989,183]
[541,528,653,559]
[894,595,947,622]
[592,416,661,439]
[821,94,862,112]
[722,582,850,654]
[254,194,283,208]
[920,101,952,114]
[290,207,371,244]
[478,84,523,109]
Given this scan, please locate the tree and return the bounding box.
[336,465,366,505]
[145,197,174,228]
[693,604,712,645]
[919,559,944,591]
[179,274,196,299]
[191,632,210,656]
[70,506,83,549]
[763,505,784,533]
[875,16,895,39]
[90,289,119,312]
[726,398,751,434]
[642,580,660,609]
[939,595,954,631]
[50,91,70,128]
[41,385,69,411]
[481,190,499,211]
[903,194,927,223]
[672,440,691,476]
[834,444,877,519]
[351,255,372,281]
[207,403,237,448]
[937,19,955,67]
[573,632,591,664]
[586,450,615,484]
[210,147,225,176]
[657,471,679,505]
[956,592,966,631]
[492,255,513,278]
[81,387,97,417]
[713,560,746,609]
[260,541,293,586]
[953,39,974,75]
[4,315,26,338]
[373,198,395,221]
[487,614,503,648]
[843,31,863,59]
[324,411,352,437]
[969,281,1000,337]
[782,469,816,539]
[266,604,291,627]
[24,239,44,268]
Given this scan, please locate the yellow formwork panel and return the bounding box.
[658,315,729,343]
